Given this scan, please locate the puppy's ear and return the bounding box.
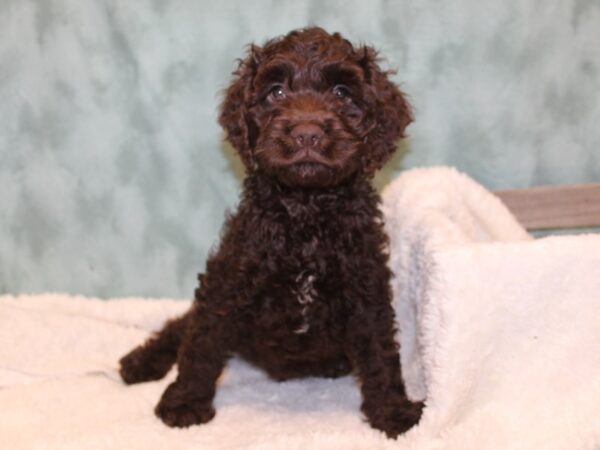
[359,46,413,174]
[218,45,262,169]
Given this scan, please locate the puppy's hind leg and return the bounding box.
[119,312,189,384]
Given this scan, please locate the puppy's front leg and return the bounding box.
[346,305,423,438]
[155,303,232,428]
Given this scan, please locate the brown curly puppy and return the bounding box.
[119,27,423,438]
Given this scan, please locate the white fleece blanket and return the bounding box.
[2,167,599,449]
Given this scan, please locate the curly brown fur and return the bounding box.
[119,27,423,438]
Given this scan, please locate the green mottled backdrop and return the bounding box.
[1,0,598,298]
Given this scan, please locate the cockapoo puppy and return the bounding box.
[119,27,422,438]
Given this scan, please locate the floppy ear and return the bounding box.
[359,46,413,174]
[218,45,262,169]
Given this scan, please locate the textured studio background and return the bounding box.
[1,0,599,298]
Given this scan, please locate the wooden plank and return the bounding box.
[494,183,600,230]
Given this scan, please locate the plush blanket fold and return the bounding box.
[382,167,600,450]
[2,167,599,449]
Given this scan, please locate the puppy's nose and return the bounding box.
[291,123,323,147]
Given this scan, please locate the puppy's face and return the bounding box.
[220,28,412,188]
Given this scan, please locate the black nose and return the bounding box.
[291,123,323,147]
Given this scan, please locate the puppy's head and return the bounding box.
[219,27,412,188]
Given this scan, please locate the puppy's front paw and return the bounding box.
[364,396,424,439]
[155,382,216,428]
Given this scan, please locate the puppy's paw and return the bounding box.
[155,382,216,428]
[364,397,424,439]
[119,346,171,384]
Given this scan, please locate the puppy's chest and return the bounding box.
[252,267,339,340]
[244,208,363,337]
[256,236,345,336]
[289,270,318,334]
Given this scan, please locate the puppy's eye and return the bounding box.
[269,84,286,99]
[333,85,350,98]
